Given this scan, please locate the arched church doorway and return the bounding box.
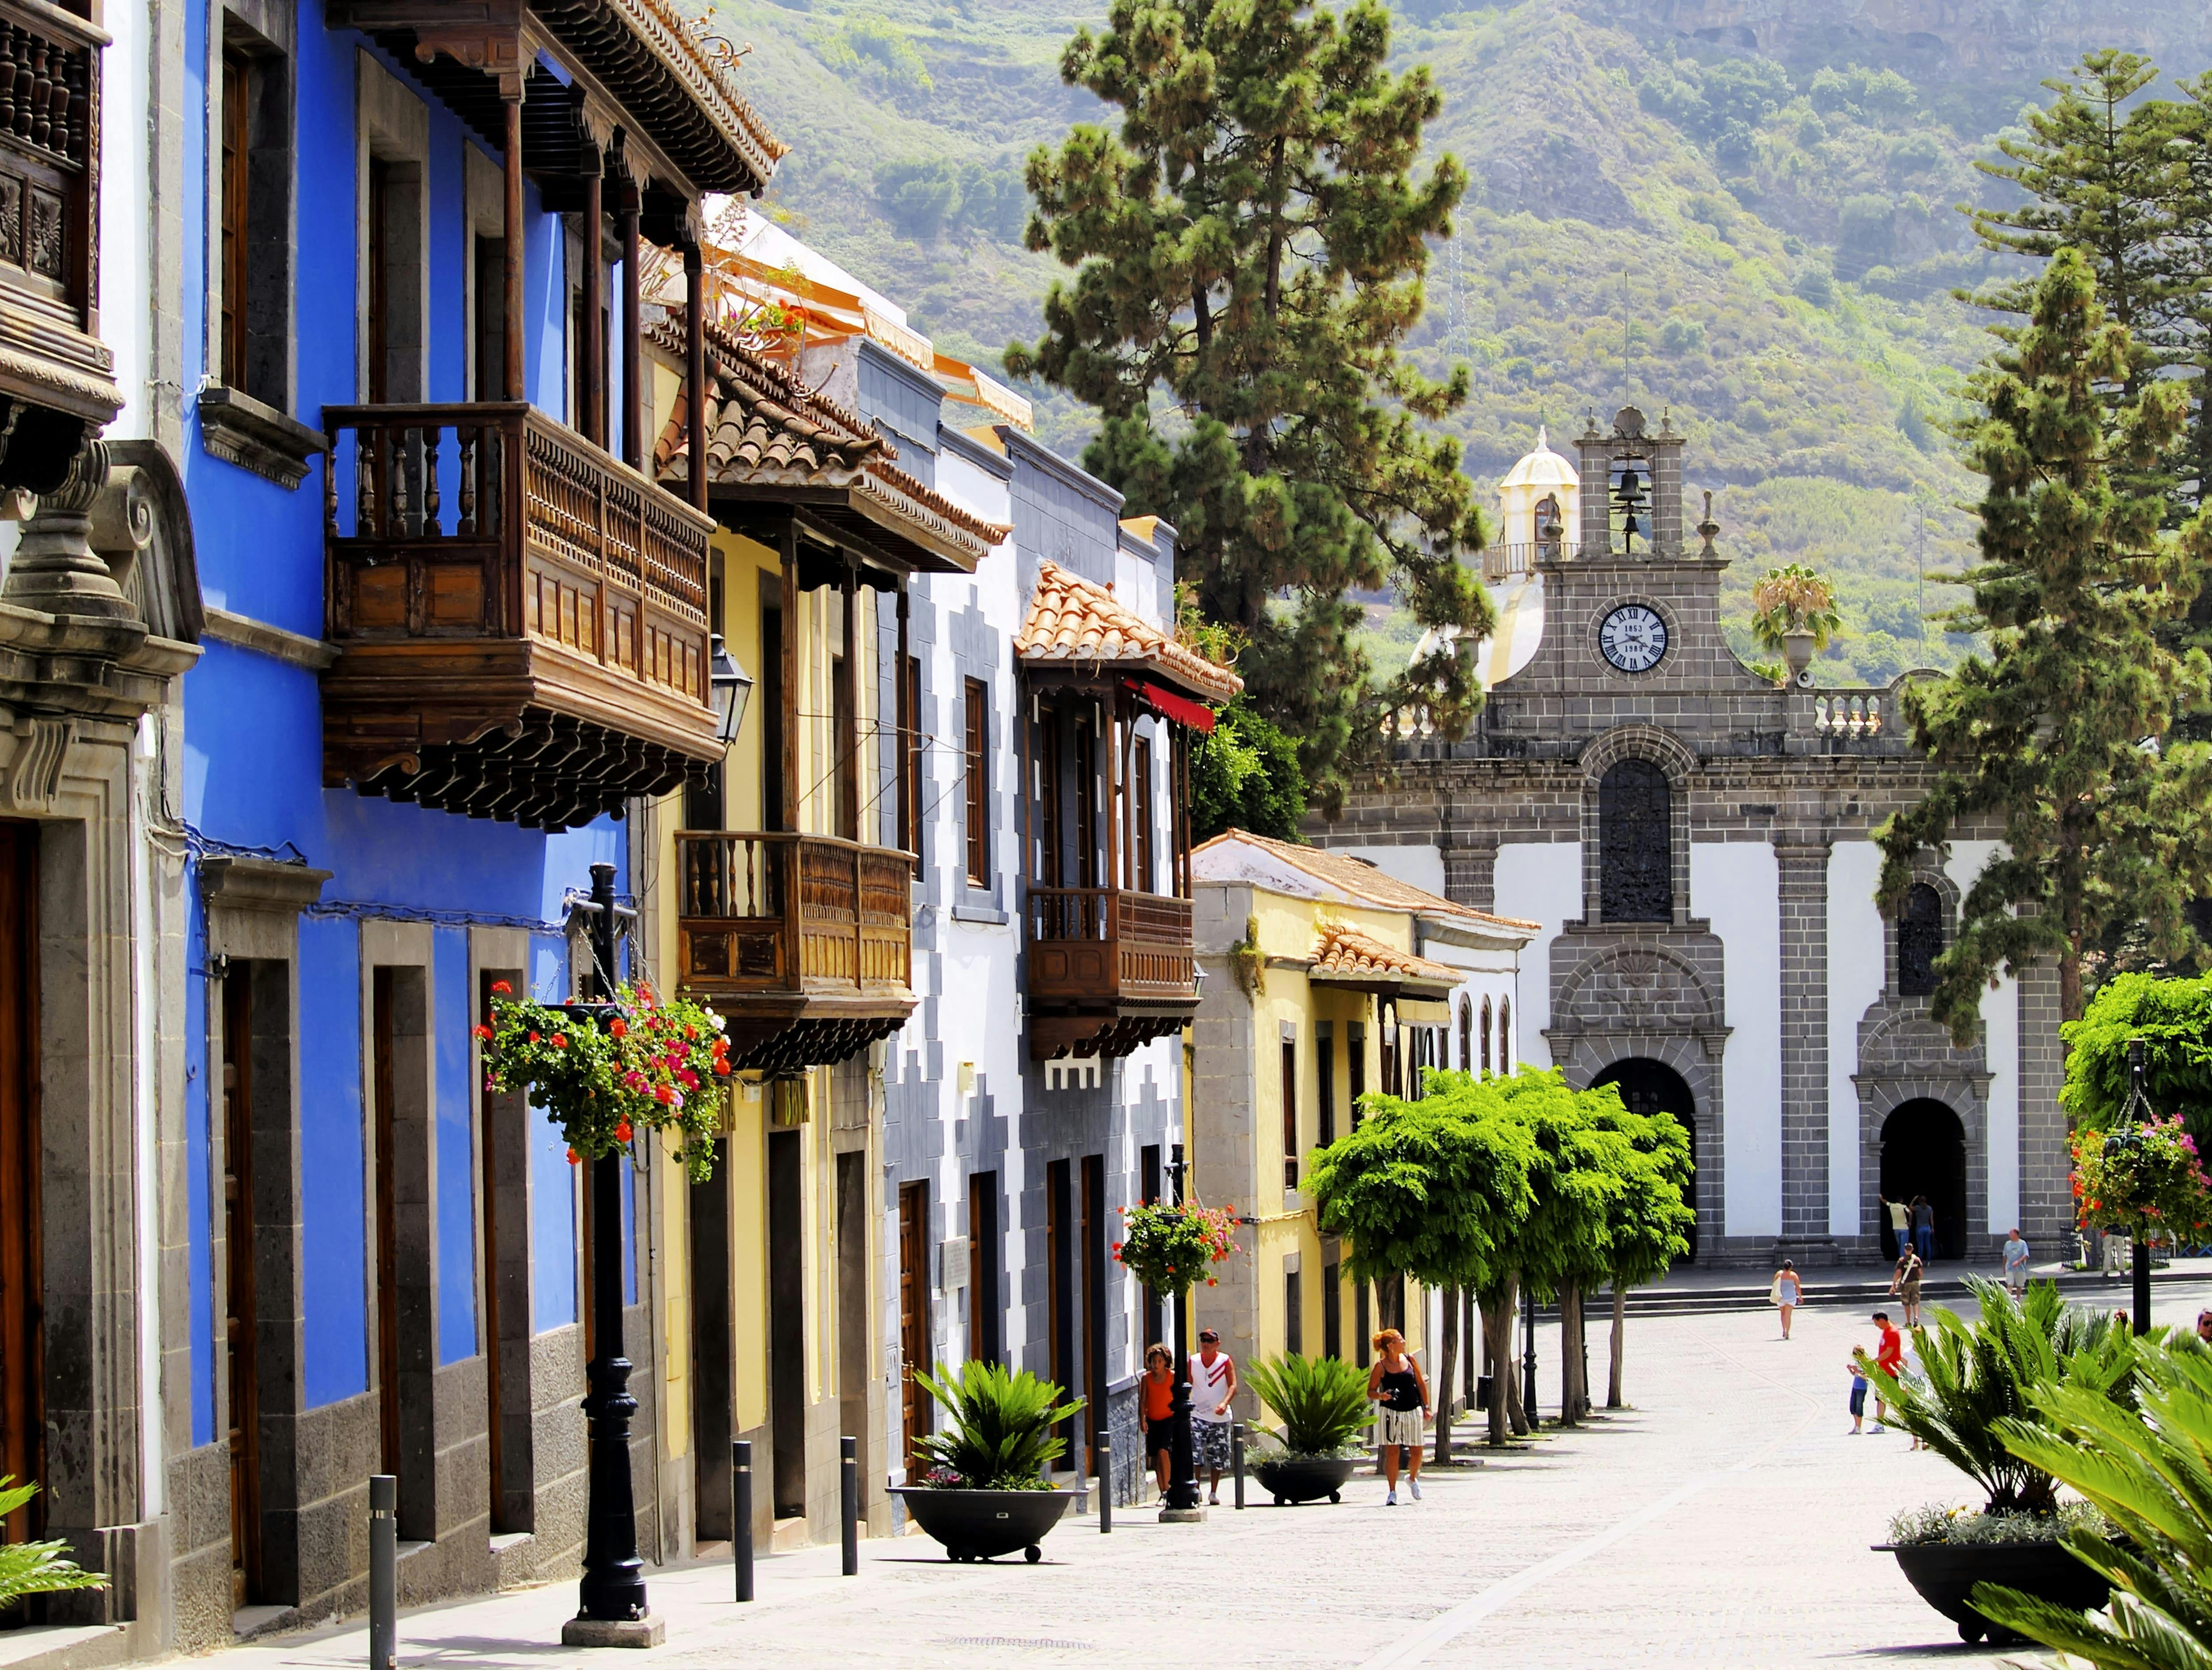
[1881,1100,1969,1261]
[1591,1058,1697,1261]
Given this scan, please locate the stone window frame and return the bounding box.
[1885,862,1959,1002]
[1577,725,1696,928]
[356,51,429,407]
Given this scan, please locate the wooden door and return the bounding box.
[222,967,262,1607]
[897,1182,929,1470]
[372,970,399,1477]
[477,971,506,1531]
[0,823,39,1544]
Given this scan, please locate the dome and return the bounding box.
[1499,425,1578,491]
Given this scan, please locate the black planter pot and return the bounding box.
[1250,1455,1357,1506]
[891,1487,1074,1563]
[1881,1539,2111,1645]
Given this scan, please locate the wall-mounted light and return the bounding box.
[708,632,753,745]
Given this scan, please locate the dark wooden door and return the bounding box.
[372,970,399,1477]
[223,967,262,1607]
[478,972,506,1531]
[897,1181,929,1470]
[0,823,39,1544]
[1080,1156,1105,1476]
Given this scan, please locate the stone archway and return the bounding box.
[1881,1099,1970,1261]
[1591,1057,1698,1260]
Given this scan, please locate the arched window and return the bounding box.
[1598,758,1673,923]
[1457,996,1472,1072]
[1479,997,1493,1074]
[1498,997,1511,1072]
[1898,882,1944,998]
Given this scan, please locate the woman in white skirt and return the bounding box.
[1367,1329,1430,1505]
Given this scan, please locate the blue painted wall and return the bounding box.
[179,2,631,1431]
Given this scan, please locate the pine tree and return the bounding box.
[1005,0,1490,809]
[1875,248,2212,1039]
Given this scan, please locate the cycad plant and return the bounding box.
[910,1360,1084,1490]
[1974,1338,2212,1666]
[1862,1278,2135,1515]
[0,1479,106,1608]
[1243,1353,1372,1459]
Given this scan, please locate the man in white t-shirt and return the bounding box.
[1188,1329,1237,1506]
[2003,1228,2031,1297]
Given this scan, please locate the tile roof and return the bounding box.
[1192,829,1542,933]
[1310,922,1461,987]
[649,323,1008,572]
[1016,561,1243,704]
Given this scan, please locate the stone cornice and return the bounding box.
[199,854,333,916]
[199,385,325,490]
[203,607,340,670]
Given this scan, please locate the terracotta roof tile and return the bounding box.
[1193,829,1542,933]
[1310,922,1460,987]
[1016,561,1242,704]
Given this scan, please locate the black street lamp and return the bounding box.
[1521,1281,1538,1424]
[1160,1144,1202,1517]
[563,861,659,1647]
[2108,1038,2156,1338]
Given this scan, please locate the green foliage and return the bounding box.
[1857,1278,2136,1517]
[1008,0,1493,809]
[874,155,1029,242]
[1192,697,1308,844]
[1888,1500,2107,1547]
[1304,1070,1537,1297]
[1580,1085,1696,1290]
[1748,562,1843,654]
[910,1359,1084,1489]
[1112,1200,1239,1297]
[1489,1068,1632,1301]
[1975,1338,2212,1667]
[2068,1116,2211,1244]
[2060,974,2212,1141]
[1873,248,2212,1037]
[819,13,933,89]
[0,1479,106,1607]
[1242,1352,1372,1458]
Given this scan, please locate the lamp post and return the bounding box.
[2109,1038,2155,1337]
[563,860,660,1647]
[707,633,753,746]
[1160,1144,1203,1519]
[1521,1281,1538,1425]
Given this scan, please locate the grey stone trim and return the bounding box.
[197,386,323,490]
[1776,838,1830,1245]
[937,422,1013,480]
[202,606,338,670]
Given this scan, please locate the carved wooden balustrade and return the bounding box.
[676,831,918,1073]
[319,402,719,830]
[1025,885,1197,1059]
[0,0,98,336]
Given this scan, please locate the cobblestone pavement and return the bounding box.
[198,1277,2194,1670]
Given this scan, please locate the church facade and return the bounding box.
[1314,409,2072,1268]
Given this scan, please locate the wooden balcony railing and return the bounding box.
[319,402,719,828]
[0,0,99,340]
[1026,886,1197,1010]
[676,831,914,999]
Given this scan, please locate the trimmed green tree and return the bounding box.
[1873,246,2212,1038]
[1305,1070,1535,1454]
[1582,1087,1696,1408]
[2059,973,2212,1146]
[1191,695,1309,843]
[1006,0,1492,809]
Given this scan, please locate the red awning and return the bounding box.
[1126,679,1217,732]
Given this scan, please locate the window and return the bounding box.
[968,1174,1000,1365]
[1284,1266,1303,1356]
[1348,1023,1366,1131]
[1480,997,1493,1074]
[472,235,505,402]
[963,678,989,886]
[904,656,923,876]
[833,655,856,842]
[219,32,291,406]
[1138,1145,1162,1352]
[1133,736,1156,893]
[1598,758,1673,923]
[1281,1035,1298,1189]
[1457,997,1471,1073]
[1498,997,1510,1072]
[1317,1024,1335,1146]
[1898,883,1943,998]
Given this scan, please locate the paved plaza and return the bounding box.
[172,1272,2198,1670]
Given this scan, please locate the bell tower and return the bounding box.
[1577,406,1686,558]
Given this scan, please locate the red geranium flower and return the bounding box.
[615,1120,634,1143]
[474,1024,493,1040]
[528,1031,540,1044]
[609,1018,627,1039]
[491,980,512,996]
[553,1034,568,1048]
[567,1148,580,1165]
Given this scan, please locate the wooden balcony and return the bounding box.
[1025,886,1198,1060]
[320,401,722,831]
[676,831,918,1073]
[0,0,119,484]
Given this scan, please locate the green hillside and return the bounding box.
[691,0,2210,689]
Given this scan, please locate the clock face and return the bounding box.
[1599,604,1668,673]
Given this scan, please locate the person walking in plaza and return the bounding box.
[1890,1243,1924,1328]
[1912,1194,1935,1260]
[2197,1309,2212,1347]
[1367,1329,1430,1505]
[2002,1229,2031,1297]
[1770,1259,1805,1339]
[1865,1310,1905,1431]
[1141,1343,1176,1503]
[1846,1353,1870,1434]
[1188,1329,1237,1506]
[1883,1194,1911,1258]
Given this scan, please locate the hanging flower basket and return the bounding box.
[1112,1200,1239,1298]
[2069,1113,2210,1245]
[481,980,732,1182]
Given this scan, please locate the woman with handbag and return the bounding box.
[1366,1329,1430,1506]
[1769,1259,1805,1339]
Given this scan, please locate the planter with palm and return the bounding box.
[1243,1353,1371,1505]
[1748,563,1842,685]
[892,1359,1086,1564]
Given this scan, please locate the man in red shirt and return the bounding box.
[1870,1311,1904,1427]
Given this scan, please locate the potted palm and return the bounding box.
[1749,563,1841,685]
[1865,1278,2133,1645]
[1242,1353,1369,1505]
[891,1360,1085,1564]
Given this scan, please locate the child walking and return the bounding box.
[1846,1355,1869,1434]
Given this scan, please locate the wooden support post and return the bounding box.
[620,184,643,470]
[895,587,911,859]
[779,520,800,833]
[502,92,526,402]
[685,238,708,511]
[580,156,603,445]
[839,564,860,844]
